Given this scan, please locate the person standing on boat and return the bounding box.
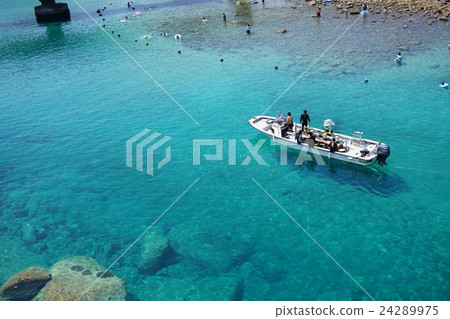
[300,110,310,131]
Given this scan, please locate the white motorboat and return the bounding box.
[248,115,390,166]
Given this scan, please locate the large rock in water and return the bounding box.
[169,225,255,274]
[138,228,178,274]
[35,256,126,301]
[0,266,51,301]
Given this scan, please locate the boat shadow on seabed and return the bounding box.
[268,144,408,198]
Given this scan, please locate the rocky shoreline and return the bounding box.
[306,0,449,22]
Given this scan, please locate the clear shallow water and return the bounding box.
[0,0,449,300]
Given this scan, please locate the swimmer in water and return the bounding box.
[246,24,252,34]
[202,17,207,22]
[395,52,402,63]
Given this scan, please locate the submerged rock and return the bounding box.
[35,256,126,301]
[0,266,51,301]
[169,226,255,273]
[138,228,179,274]
[142,272,240,300]
[22,223,36,245]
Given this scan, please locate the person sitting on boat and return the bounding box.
[295,130,303,144]
[305,130,316,147]
[336,141,347,152]
[281,112,293,136]
[329,138,338,153]
[300,110,310,131]
[285,112,293,130]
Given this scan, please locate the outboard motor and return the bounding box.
[377,143,390,166]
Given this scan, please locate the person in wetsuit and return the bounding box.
[295,131,303,144]
[305,130,315,147]
[329,138,338,153]
[300,110,310,131]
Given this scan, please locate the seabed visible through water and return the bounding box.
[0,0,449,301]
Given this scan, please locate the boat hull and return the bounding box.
[249,116,379,167]
[263,133,377,166]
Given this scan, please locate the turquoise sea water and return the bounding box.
[0,0,449,300]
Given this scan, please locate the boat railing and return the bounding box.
[351,130,367,147]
